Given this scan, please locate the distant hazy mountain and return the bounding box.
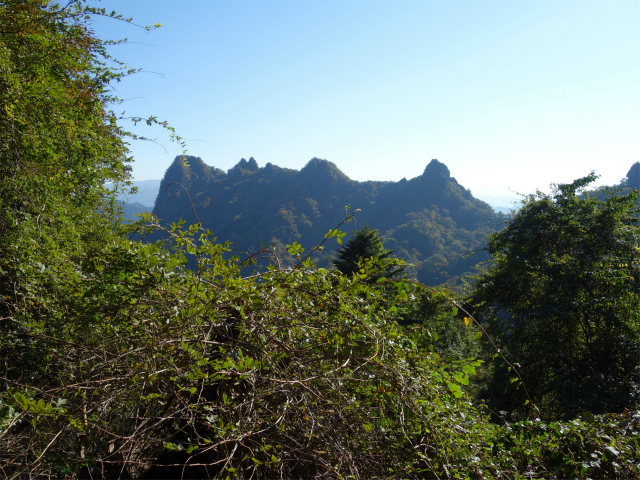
[475,194,521,214]
[152,156,504,286]
[115,180,161,221]
[620,162,640,190]
[119,201,150,221]
[117,180,162,208]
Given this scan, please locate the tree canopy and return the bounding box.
[472,174,640,419]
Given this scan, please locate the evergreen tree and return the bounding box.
[332,225,405,282]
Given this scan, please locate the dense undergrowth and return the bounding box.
[3,214,639,478]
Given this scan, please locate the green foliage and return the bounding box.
[0,0,176,326]
[472,173,640,420]
[0,0,125,255]
[0,216,484,478]
[487,410,640,479]
[396,287,482,363]
[332,225,405,282]
[0,4,135,459]
[13,211,636,479]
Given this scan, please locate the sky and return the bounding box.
[92,0,639,206]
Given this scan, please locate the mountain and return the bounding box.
[117,179,162,208]
[584,162,640,203]
[120,201,151,221]
[152,156,504,285]
[114,179,161,221]
[621,162,640,190]
[475,194,521,214]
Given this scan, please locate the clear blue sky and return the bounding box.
[93,0,639,204]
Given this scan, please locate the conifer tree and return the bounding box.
[332,225,404,282]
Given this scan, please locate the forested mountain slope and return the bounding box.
[152,155,503,285]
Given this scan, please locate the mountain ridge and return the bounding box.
[152,155,502,285]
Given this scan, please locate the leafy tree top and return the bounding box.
[0,0,177,257]
[473,173,640,419]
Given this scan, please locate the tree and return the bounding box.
[472,174,640,419]
[0,0,137,407]
[332,225,405,282]
[0,1,174,475]
[0,0,135,320]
